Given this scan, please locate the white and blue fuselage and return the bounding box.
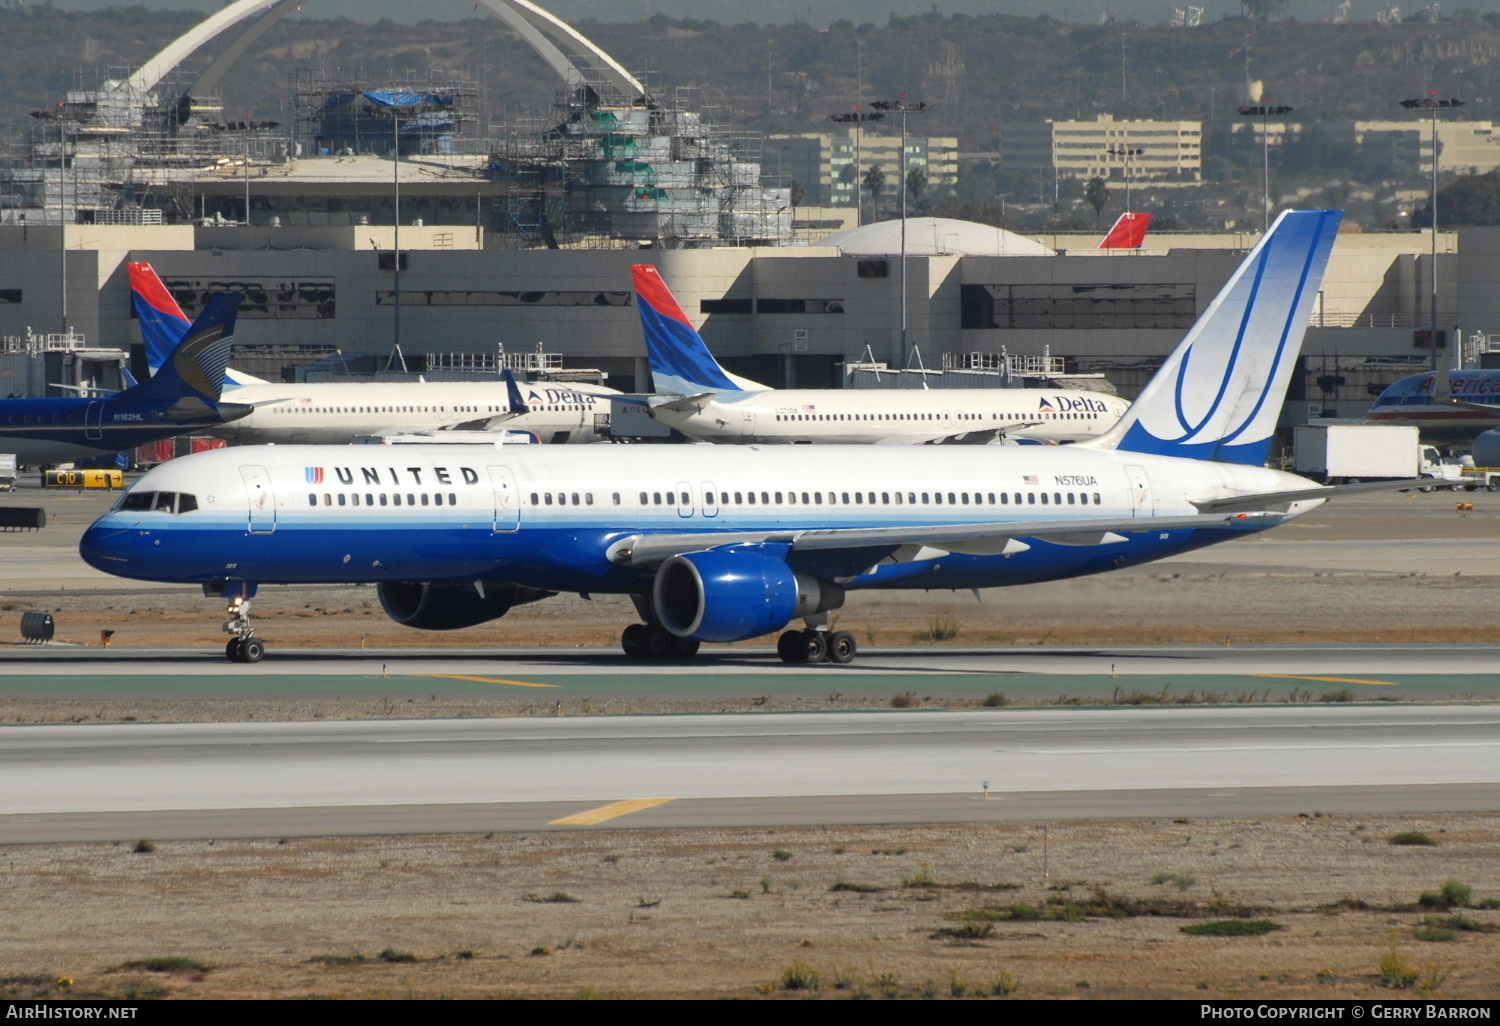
[80,442,1315,595]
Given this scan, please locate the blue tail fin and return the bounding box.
[1091,209,1341,466]
[502,368,529,416]
[124,293,241,404]
[631,264,765,394]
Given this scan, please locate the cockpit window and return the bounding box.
[115,490,199,514]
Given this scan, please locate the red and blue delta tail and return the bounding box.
[128,262,191,373]
[631,264,763,394]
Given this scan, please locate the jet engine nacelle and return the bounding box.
[377,580,554,630]
[652,547,844,643]
[1474,429,1500,469]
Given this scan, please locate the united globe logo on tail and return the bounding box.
[1096,209,1342,466]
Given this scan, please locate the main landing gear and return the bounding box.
[620,622,700,659]
[777,628,857,665]
[221,588,265,663]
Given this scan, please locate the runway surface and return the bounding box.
[3,642,1499,700]
[1,706,1496,842]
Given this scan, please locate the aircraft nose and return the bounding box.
[79,520,134,574]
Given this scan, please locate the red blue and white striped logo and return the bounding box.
[305,467,324,484]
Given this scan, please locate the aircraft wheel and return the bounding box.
[644,624,674,658]
[826,630,858,665]
[225,638,244,663]
[802,629,829,664]
[240,638,265,663]
[777,630,807,664]
[669,636,700,658]
[621,623,650,658]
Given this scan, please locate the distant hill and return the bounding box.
[5,7,1500,145]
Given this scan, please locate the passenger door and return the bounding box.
[85,402,104,442]
[701,480,719,518]
[1125,465,1154,516]
[488,465,520,533]
[239,465,276,534]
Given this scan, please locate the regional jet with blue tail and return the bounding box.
[0,293,248,466]
[633,263,1131,445]
[85,210,1398,666]
[128,261,623,444]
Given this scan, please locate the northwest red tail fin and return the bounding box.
[1098,212,1152,249]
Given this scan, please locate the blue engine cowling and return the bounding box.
[652,547,843,643]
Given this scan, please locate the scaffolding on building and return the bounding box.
[487,82,791,248]
[1,67,283,225]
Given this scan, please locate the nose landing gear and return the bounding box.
[220,585,265,663]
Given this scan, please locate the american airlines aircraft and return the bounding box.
[129,262,621,444]
[632,264,1131,445]
[85,211,1377,666]
[1364,367,1500,442]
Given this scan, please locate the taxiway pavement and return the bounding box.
[1,706,1495,842]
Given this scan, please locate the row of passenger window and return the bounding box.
[526,489,1107,508]
[309,492,457,507]
[772,411,1102,423]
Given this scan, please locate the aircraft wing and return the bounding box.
[606,511,1268,569]
[50,383,120,397]
[1191,478,1430,513]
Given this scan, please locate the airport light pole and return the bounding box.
[828,108,885,227]
[364,96,408,368]
[870,97,933,366]
[1106,143,1143,212]
[1237,101,1298,233]
[1400,94,1464,369]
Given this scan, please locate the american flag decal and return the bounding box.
[1023,475,1039,485]
[305,467,324,485]
[802,404,817,413]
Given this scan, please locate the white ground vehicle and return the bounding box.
[0,454,17,491]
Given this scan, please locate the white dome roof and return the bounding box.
[820,217,1054,257]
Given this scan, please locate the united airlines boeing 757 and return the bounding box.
[632,265,1131,445]
[84,211,1378,665]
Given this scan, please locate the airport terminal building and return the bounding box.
[1,212,1490,425]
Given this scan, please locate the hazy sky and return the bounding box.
[31,1,1500,27]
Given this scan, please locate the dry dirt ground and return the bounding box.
[2,817,1498,1001]
[2,486,1498,999]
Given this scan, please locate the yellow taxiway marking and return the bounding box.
[416,673,559,689]
[549,798,676,826]
[1252,673,1400,687]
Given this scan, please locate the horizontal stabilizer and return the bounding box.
[1191,478,1429,513]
